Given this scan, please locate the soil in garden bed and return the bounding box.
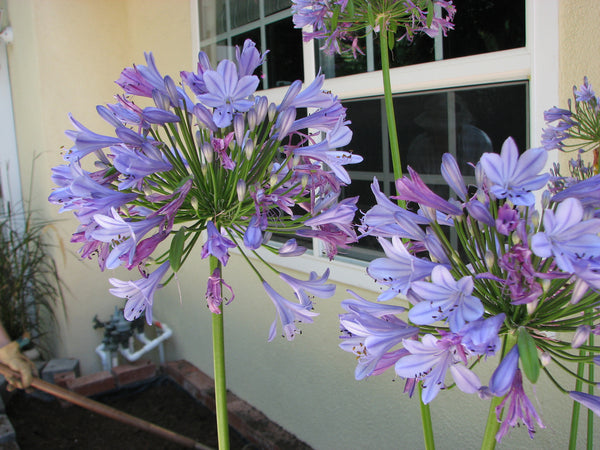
[3,376,252,449]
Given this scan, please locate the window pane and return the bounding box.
[230,0,260,28]
[266,17,304,87]
[343,82,528,260]
[380,34,435,70]
[265,0,289,16]
[443,0,526,59]
[343,98,383,173]
[317,37,369,78]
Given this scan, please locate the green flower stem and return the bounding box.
[481,333,517,450]
[210,255,230,450]
[419,384,435,450]
[587,325,595,449]
[569,351,585,450]
[378,20,402,183]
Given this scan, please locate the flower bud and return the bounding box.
[164,75,180,106]
[201,163,208,176]
[247,109,257,130]
[268,102,277,122]
[190,196,199,212]
[526,298,538,315]
[234,113,245,145]
[270,173,279,187]
[529,210,540,229]
[244,138,254,159]
[201,142,213,164]
[236,179,246,201]
[484,250,495,268]
[255,96,268,123]
[540,351,551,367]
[541,190,551,209]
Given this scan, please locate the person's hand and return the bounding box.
[0,341,37,391]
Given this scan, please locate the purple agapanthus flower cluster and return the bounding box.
[49,39,362,340]
[339,135,600,441]
[291,0,455,56]
[543,76,600,155]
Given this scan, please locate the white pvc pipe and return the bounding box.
[95,344,112,371]
[118,323,173,363]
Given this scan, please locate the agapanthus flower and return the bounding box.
[395,334,480,404]
[49,41,361,342]
[409,266,484,332]
[263,281,319,342]
[480,137,549,206]
[292,0,455,56]
[495,369,545,441]
[339,120,600,443]
[531,197,600,273]
[109,261,170,325]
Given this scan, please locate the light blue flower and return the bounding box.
[395,334,480,404]
[280,269,335,308]
[531,197,600,273]
[197,59,259,127]
[480,137,549,206]
[109,261,170,325]
[409,266,484,332]
[367,236,438,300]
[263,281,319,342]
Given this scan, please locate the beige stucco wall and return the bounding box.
[4,1,598,449]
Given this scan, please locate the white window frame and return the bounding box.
[190,0,559,292]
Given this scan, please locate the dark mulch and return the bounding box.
[3,376,252,449]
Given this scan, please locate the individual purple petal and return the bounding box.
[280,269,335,308]
[460,313,505,357]
[395,166,463,216]
[569,391,600,417]
[441,153,468,201]
[572,325,591,349]
[278,239,307,257]
[489,345,519,397]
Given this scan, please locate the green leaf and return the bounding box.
[169,227,186,272]
[517,327,540,383]
[367,3,375,28]
[331,6,340,30]
[346,0,355,17]
[388,31,395,51]
[426,0,435,29]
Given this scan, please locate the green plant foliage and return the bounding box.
[0,206,66,354]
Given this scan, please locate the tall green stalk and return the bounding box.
[379,18,403,182]
[210,255,230,449]
[419,384,435,450]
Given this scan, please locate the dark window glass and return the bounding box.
[317,36,369,78]
[266,17,304,87]
[265,0,290,16]
[230,0,260,28]
[443,0,526,59]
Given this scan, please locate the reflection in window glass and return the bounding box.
[230,0,259,28]
[341,82,528,260]
[264,0,290,16]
